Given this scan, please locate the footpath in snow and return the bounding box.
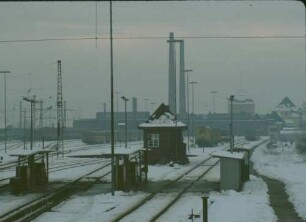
[252,142,306,221]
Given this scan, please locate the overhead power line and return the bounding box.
[0,35,304,44]
[7,61,57,79]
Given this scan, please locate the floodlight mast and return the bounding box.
[22,96,37,150]
[121,96,129,149]
[184,69,193,152]
[0,71,10,153]
[109,0,115,196]
[211,91,218,114]
[189,81,197,147]
[229,95,235,153]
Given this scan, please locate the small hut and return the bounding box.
[138,103,188,164]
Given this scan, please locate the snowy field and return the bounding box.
[252,142,306,220]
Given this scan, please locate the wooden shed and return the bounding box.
[138,103,188,164]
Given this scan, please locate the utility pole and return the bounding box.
[23,108,26,149]
[229,95,235,152]
[23,108,26,130]
[211,91,218,114]
[23,96,38,150]
[0,71,10,153]
[114,91,120,145]
[33,95,36,129]
[19,101,22,129]
[178,40,186,115]
[64,100,67,128]
[121,96,129,149]
[110,0,115,196]
[189,81,197,146]
[39,99,43,129]
[57,60,64,157]
[184,69,193,152]
[32,95,37,146]
[103,102,107,130]
[39,99,44,143]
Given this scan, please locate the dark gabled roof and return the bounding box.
[278,97,296,108]
[138,103,186,128]
[148,103,176,122]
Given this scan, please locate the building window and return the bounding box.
[148,134,159,148]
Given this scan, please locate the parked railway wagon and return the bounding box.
[82,130,142,144]
[245,129,259,141]
[195,127,221,147]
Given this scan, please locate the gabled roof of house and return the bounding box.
[138,103,186,128]
[278,96,296,108]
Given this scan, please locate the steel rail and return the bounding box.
[149,159,220,222]
[110,141,245,222]
[0,163,111,222]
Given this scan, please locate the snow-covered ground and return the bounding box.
[252,141,306,220]
[160,176,276,222]
[0,138,285,221]
[1,137,276,222]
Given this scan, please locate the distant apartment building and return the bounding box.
[228,90,255,115]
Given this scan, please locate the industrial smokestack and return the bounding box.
[132,97,137,113]
[168,32,176,114]
[179,40,186,115]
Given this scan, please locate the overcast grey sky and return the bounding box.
[0,1,305,126]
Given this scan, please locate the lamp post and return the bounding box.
[114,91,120,145]
[184,69,193,152]
[23,96,37,150]
[211,91,218,114]
[229,95,235,152]
[121,96,129,149]
[110,0,115,196]
[0,71,10,153]
[189,81,197,147]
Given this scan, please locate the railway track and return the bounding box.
[0,158,110,193]
[110,141,246,222]
[0,140,250,221]
[0,162,112,222]
[0,143,56,172]
[0,142,23,152]
[110,156,219,222]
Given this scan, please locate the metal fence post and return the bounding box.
[202,195,208,222]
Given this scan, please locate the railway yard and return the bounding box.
[0,138,305,222]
